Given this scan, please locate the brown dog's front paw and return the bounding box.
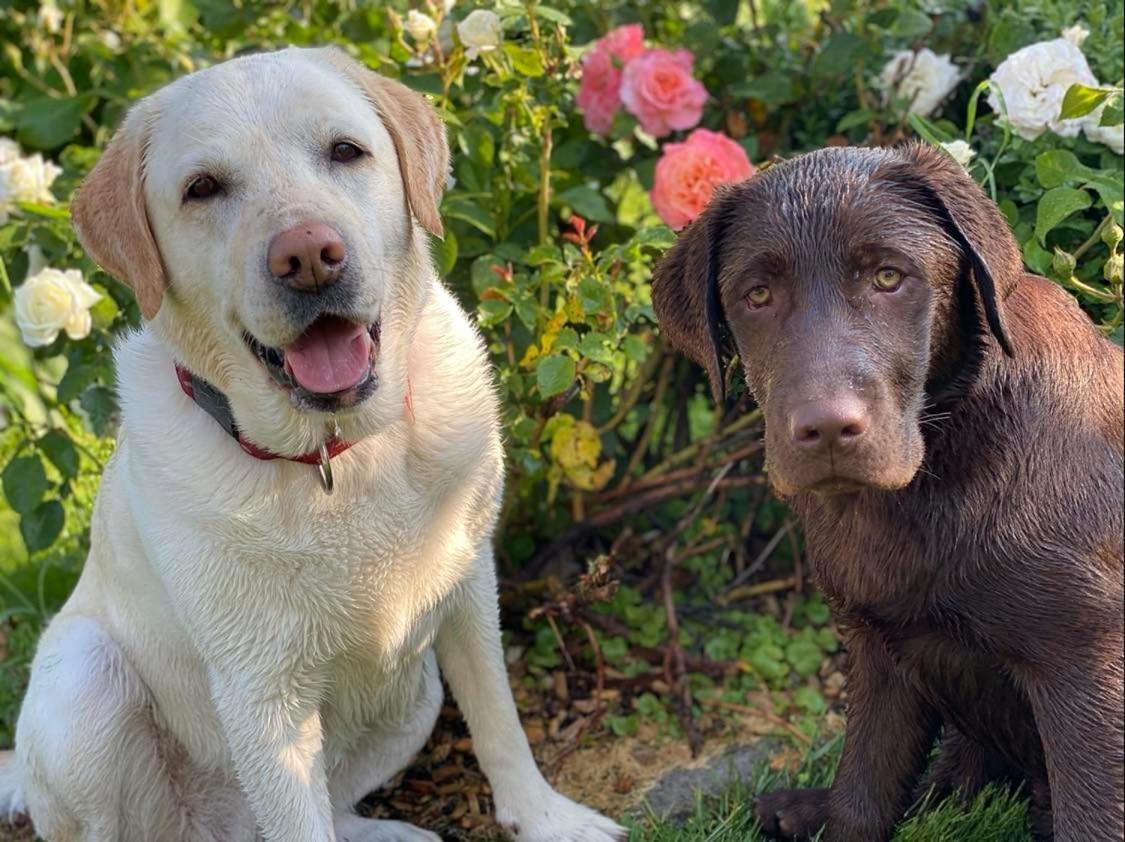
[754,788,829,839]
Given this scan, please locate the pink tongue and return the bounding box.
[284,318,372,394]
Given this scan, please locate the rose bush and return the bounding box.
[0,0,1122,758]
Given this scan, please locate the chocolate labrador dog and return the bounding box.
[651,143,1124,842]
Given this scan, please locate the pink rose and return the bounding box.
[620,48,707,137]
[577,49,623,135]
[651,129,755,230]
[576,24,646,136]
[600,23,645,63]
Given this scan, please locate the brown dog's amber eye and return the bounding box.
[873,267,903,292]
[331,141,363,163]
[185,175,220,201]
[746,286,772,307]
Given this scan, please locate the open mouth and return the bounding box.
[245,316,380,410]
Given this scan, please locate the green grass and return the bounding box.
[626,736,1033,841]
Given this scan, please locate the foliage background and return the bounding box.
[0,0,1122,834]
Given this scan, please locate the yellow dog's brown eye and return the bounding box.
[185,175,220,200]
[746,286,772,307]
[873,267,903,291]
[331,141,363,163]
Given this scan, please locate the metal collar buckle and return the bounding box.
[315,442,334,494]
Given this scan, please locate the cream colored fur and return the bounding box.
[0,47,623,842]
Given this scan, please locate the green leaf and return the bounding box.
[430,229,458,276]
[39,430,80,480]
[477,299,513,327]
[705,0,740,26]
[623,335,648,363]
[1100,92,1123,126]
[532,6,572,26]
[0,256,10,302]
[444,200,495,238]
[785,638,823,676]
[79,385,117,437]
[56,362,97,404]
[1035,187,1092,244]
[17,97,84,150]
[1059,84,1112,121]
[1035,150,1084,189]
[504,45,544,77]
[158,0,199,31]
[730,71,798,106]
[557,186,613,223]
[3,456,49,515]
[748,644,787,682]
[578,332,615,365]
[793,685,827,715]
[811,34,864,79]
[20,500,64,553]
[90,292,120,330]
[536,355,576,398]
[892,8,933,38]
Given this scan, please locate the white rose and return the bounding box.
[880,49,963,117]
[1061,24,1089,47]
[0,138,21,166]
[1084,117,1124,155]
[14,266,101,347]
[457,9,502,60]
[405,10,438,43]
[940,139,976,168]
[100,30,122,50]
[4,153,63,204]
[442,0,455,14]
[0,169,12,226]
[37,1,63,34]
[987,38,1097,141]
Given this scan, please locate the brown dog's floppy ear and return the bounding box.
[70,106,167,320]
[888,142,1021,357]
[322,48,449,239]
[651,189,733,402]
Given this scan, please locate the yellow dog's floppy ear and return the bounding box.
[70,106,167,320]
[321,48,450,239]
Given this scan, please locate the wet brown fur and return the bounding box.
[651,143,1125,842]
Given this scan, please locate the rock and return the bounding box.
[636,741,777,820]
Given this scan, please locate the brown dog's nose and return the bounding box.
[790,398,869,450]
[267,223,347,290]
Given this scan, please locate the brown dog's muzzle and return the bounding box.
[788,395,870,452]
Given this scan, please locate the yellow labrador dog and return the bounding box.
[0,47,623,842]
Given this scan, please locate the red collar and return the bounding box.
[174,364,354,465]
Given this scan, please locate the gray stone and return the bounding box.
[637,741,776,820]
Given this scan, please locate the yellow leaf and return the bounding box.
[550,419,602,471]
[520,343,540,368]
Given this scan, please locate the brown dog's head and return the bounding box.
[652,143,1023,497]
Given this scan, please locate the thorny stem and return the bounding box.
[537,119,553,252]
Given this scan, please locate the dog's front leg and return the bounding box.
[826,628,940,842]
[435,551,625,841]
[211,673,335,842]
[1019,645,1124,842]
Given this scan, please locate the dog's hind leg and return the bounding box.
[911,726,1019,807]
[15,615,255,842]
